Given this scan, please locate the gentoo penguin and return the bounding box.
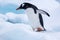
[16,3,50,32]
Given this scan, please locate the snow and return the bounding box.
[0,13,60,40]
[6,12,29,24]
[0,0,60,40]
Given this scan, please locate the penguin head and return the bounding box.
[16,3,31,10]
[16,3,38,14]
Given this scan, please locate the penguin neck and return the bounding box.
[27,6,38,14]
[25,8,35,14]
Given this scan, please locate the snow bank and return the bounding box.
[0,0,60,40]
[0,14,8,22]
[0,13,60,40]
[6,12,29,24]
[0,13,32,34]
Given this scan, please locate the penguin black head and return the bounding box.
[16,3,38,14]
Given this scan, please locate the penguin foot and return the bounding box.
[36,27,44,32]
[33,27,46,32]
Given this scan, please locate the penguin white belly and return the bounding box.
[25,8,41,28]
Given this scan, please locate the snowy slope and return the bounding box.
[0,13,60,40]
[0,0,60,40]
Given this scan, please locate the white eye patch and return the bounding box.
[22,4,25,7]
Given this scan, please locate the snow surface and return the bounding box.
[0,13,60,40]
[6,12,29,24]
[0,0,60,40]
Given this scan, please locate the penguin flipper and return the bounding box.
[37,9,50,17]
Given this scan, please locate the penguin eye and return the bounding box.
[22,4,25,7]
